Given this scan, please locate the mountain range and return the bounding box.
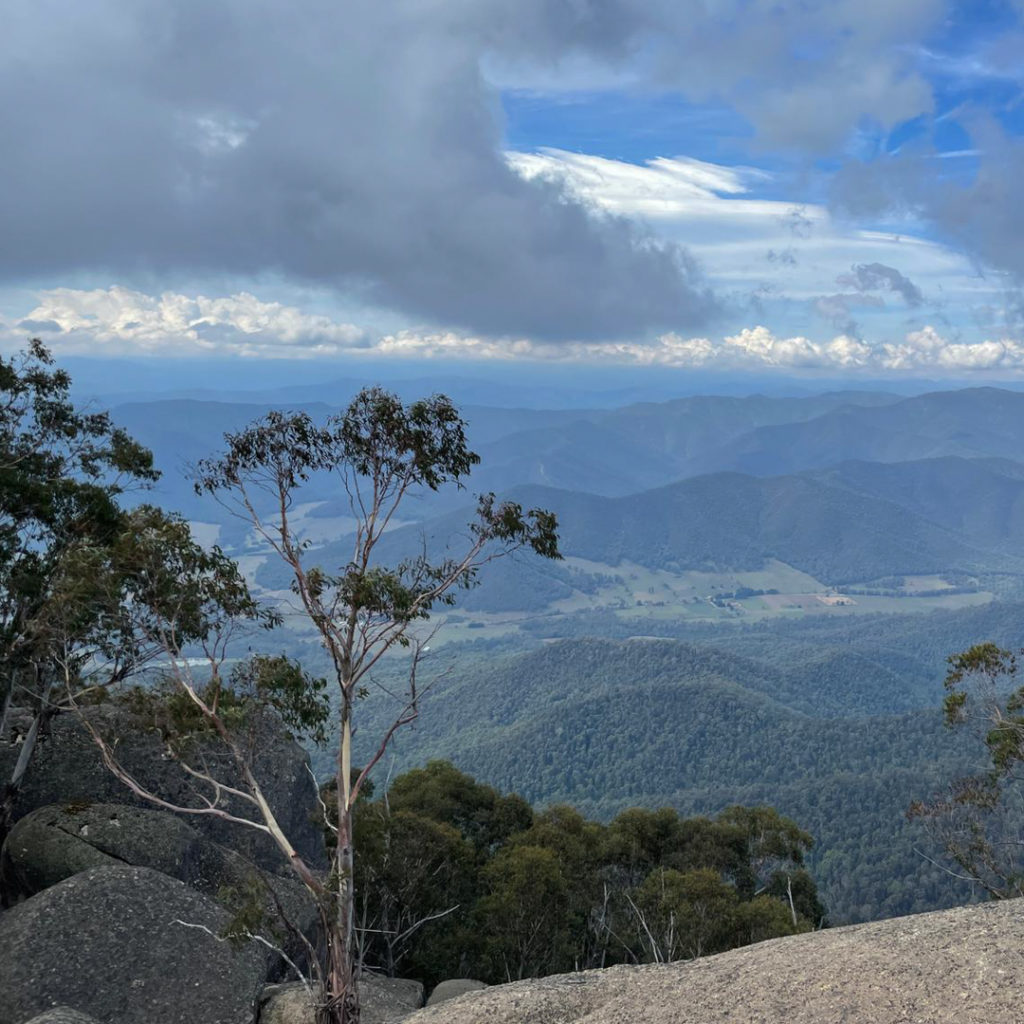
[115,386,1024,528]
[107,381,1024,928]
[283,454,1024,607]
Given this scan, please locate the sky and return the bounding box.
[3,0,1024,383]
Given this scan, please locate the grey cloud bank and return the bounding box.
[2,1,720,341]
[1,0,976,345]
[11,284,1024,378]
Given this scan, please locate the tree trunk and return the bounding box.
[320,913,359,1024]
[321,697,359,1023]
[0,681,55,865]
[786,874,798,927]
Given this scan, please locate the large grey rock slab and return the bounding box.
[2,802,203,897]
[0,705,325,874]
[0,865,268,1024]
[1,802,320,980]
[425,979,487,1006]
[260,975,424,1024]
[404,900,1024,1024]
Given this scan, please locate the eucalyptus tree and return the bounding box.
[186,388,560,1023]
[910,643,1024,900]
[0,340,158,842]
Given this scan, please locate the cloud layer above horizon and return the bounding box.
[2,0,1023,369]
[12,284,1024,376]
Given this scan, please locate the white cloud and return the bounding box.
[826,334,877,368]
[880,327,1024,371]
[7,286,1024,377]
[15,287,367,358]
[507,148,800,232]
[722,327,829,368]
[376,330,536,361]
[378,324,1024,375]
[506,147,993,333]
[508,148,767,209]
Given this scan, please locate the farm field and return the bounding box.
[419,559,997,648]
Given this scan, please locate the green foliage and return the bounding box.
[0,343,273,731]
[0,340,158,704]
[353,802,476,978]
[632,867,741,961]
[230,655,330,746]
[114,505,269,634]
[113,670,284,754]
[386,760,533,856]
[471,493,561,561]
[717,805,813,890]
[337,389,480,491]
[732,893,803,945]
[597,804,818,963]
[910,642,1024,899]
[505,804,606,969]
[217,873,277,948]
[350,762,824,986]
[766,868,827,925]
[476,844,574,981]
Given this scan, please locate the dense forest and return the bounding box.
[339,628,1013,924]
[345,761,826,987]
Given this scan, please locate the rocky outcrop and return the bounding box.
[0,705,325,874]
[2,802,205,898]
[404,900,1024,1024]
[425,980,487,1006]
[259,976,424,1024]
[1,802,320,980]
[0,865,268,1024]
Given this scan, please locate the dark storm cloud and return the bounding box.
[1,1,722,340]
[837,264,924,307]
[1,0,949,340]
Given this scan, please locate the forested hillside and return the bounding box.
[806,457,1024,550]
[100,381,1024,932]
[534,601,1024,710]
[345,632,1004,924]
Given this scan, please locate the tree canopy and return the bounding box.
[910,643,1024,899]
[350,761,825,987]
[102,384,563,1023]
